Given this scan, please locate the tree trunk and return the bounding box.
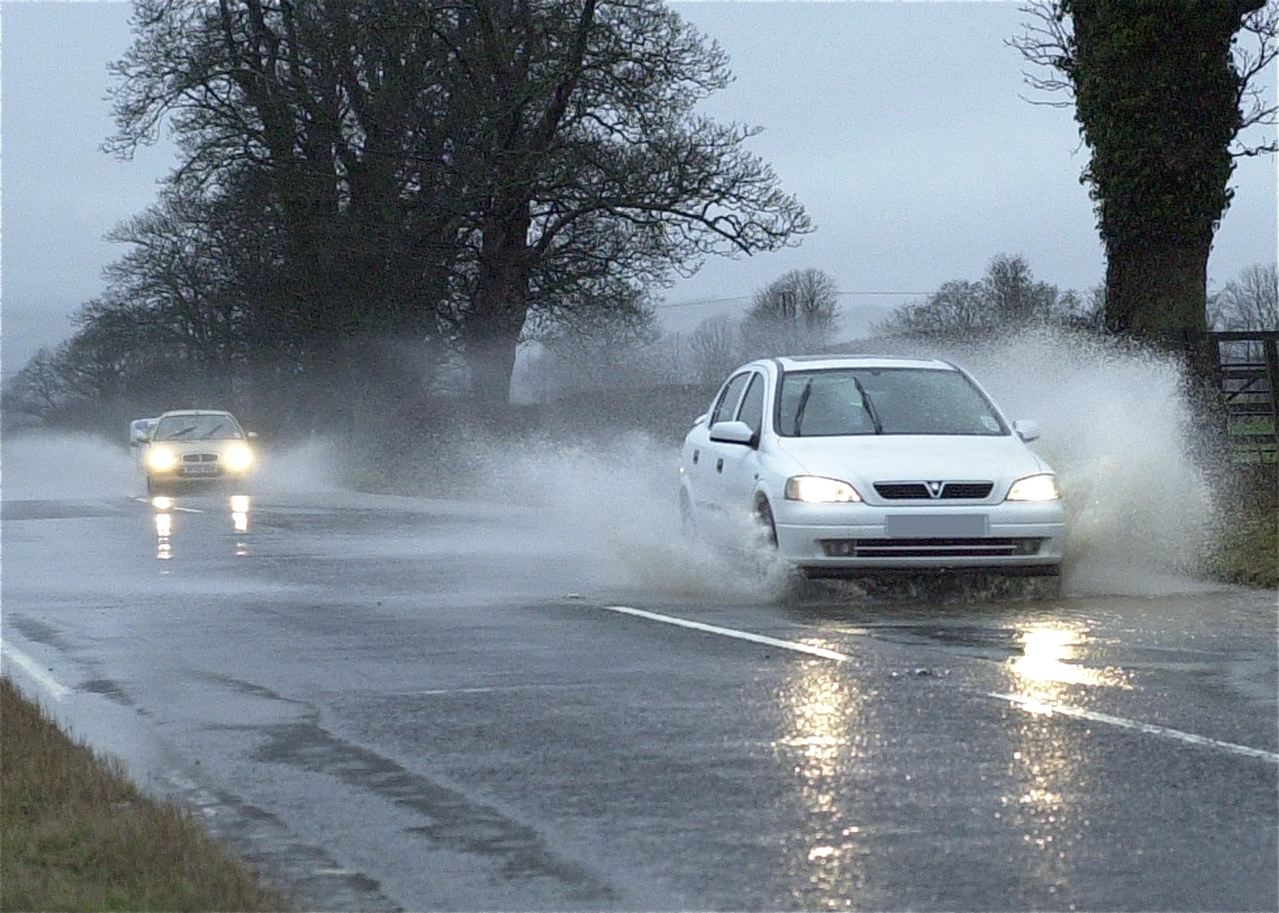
[1104,235,1210,338]
[466,203,533,406]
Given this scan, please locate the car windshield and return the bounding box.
[777,368,1007,437]
[153,414,243,441]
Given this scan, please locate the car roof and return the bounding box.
[771,354,955,372]
[156,409,236,418]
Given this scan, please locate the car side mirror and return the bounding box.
[709,420,755,446]
[1013,419,1040,442]
[692,413,708,428]
[247,431,259,440]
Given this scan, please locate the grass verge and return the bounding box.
[1207,468,1278,590]
[1,677,287,912]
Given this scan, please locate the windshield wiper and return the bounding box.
[198,423,228,440]
[169,425,199,439]
[851,376,883,434]
[792,379,814,435]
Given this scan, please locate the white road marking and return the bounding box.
[601,605,853,662]
[415,683,586,696]
[0,642,71,701]
[596,604,1276,764]
[131,497,203,513]
[989,692,1279,763]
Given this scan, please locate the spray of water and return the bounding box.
[945,328,1219,595]
[1,431,343,501]
[1,432,140,501]
[467,431,794,602]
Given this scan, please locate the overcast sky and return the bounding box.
[2,1,1276,376]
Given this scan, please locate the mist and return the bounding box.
[2,327,1232,602]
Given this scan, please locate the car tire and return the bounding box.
[146,475,155,496]
[754,496,778,550]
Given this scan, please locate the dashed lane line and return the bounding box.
[987,692,1279,764]
[601,604,853,661]
[599,604,1278,765]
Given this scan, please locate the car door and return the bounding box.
[716,371,768,519]
[694,371,753,515]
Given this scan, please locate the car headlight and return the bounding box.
[784,475,862,503]
[223,443,254,473]
[146,446,177,472]
[1006,473,1060,501]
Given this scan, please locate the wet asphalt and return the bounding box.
[1,488,1276,911]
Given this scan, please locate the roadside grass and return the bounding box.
[1208,468,1278,590]
[1229,417,1277,464]
[1,677,287,912]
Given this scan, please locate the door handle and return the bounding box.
[693,450,699,465]
[716,458,724,473]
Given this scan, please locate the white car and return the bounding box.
[128,417,158,456]
[141,410,257,494]
[679,355,1065,578]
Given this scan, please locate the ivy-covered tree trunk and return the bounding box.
[1037,0,1269,339]
[1103,236,1212,337]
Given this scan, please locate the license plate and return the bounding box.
[182,464,218,476]
[884,514,987,537]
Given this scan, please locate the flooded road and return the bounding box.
[2,486,1275,910]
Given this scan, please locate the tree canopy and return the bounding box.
[103,0,811,403]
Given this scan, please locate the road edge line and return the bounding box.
[0,642,71,701]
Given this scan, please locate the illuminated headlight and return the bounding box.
[223,444,254,473]
[1006,473,1060,501]
[146,446,177,472]
[784,475,862,503]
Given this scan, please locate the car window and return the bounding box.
[736,374,765,435]
[777,368,1007,437]
[711,373,752,426]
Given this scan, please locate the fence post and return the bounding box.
[1264,335,1279,453]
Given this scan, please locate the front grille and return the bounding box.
[875,483,930,499]
[182,453,218,463]
[821,538,1042,558]
[940,482,993,499]
[873,481,993,500]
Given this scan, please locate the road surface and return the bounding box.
[3,485,1275,910]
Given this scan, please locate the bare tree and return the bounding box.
[688,314,741,384]
[741,268,841,356]
[1211,263,1279,330]
[875,254,1081,336]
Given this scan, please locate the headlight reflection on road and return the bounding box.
[774,653,867,909]
[154,510,173,560]
[1008,624,1131,702]
[996,620,1127,881]
[230,495,250,554]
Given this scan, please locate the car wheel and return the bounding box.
[754,496,778,550]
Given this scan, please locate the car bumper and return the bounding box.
[773,499,1065,575]
[148,468,252,483]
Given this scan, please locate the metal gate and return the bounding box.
[1209,331,1278,464]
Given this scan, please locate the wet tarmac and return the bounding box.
[2,488,1275,910]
